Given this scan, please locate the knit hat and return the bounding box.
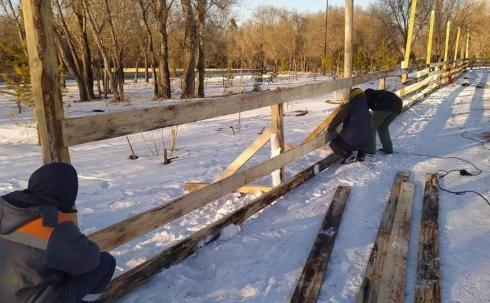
[349,88,364,100]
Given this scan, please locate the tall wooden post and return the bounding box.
[402,0,417,84]
[343,0,353,100]
[444,21,451,62]
[378,77,386,90]
[454,27,461,60]
[21,0,70,165]
[426,10,435,65]
[271,104,285,186]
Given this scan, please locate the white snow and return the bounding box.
[1,70,489,303]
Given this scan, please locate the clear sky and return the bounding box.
[238,0,374,18]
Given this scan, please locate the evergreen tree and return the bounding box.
[373,38,398,71]
[0,40,32,113]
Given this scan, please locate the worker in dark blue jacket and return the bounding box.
[0,162,116,303]
[327,88,372,164]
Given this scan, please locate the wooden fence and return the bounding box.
[59,58,485,301]
[75,58,477,252]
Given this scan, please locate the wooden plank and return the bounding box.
[213,128,271,182]
[285,144,331,152]
[21,0,71,164]
[62,78,352,147]
[98,153,342,303]
[290,186,351,303]
[301,106,341,144]
[377,181,415,303]
[185,182,272,195]
[356,170,410,303]
[61,69,401,148]
[415,173,441,303]
[89,129,340,252]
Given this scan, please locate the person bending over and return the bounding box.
[364,88,403,155]
[327,88,372,164]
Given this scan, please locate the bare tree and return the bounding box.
[149,0,173,100]
[53,0,94,101]
[369,0,432,60]
[180,0,197,99]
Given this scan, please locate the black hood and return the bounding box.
[24,162,79,213]
[364,88,374,106]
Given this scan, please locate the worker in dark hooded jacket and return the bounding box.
[0,162,116,303]
[364,88,403,155]
[327,88,372,164]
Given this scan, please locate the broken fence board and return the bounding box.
[415,173,441,303]
[97,153,342,303]
[378,181,415,303]
[356,170,410,303]
[290,186,351,303]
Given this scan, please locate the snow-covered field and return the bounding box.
[1,70,489,302]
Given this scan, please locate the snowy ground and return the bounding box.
[1,70,489,303]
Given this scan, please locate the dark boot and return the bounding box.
[341,152,356,164]
[356,150,366,162]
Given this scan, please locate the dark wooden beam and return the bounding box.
[97,153,341,302]
[290,185,351,303]
[415,173,441,303]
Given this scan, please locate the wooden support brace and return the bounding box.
[301,106,341,144]
[184,182,272,195]
[415,173,441,303]
[97,153,342,303]
[213,128,271,182]
[356,170,410,303]
[290,185,351,303]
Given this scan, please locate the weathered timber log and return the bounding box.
[378,181,415,303]
[356,170,410,303]
[89,130,339,252]
[97,153,342,302]
[290,186,351,303]
[415,173,441,303]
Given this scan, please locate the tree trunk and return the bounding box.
[83,0,118,101]
[53,0,94,101]
[181,0,197,99]
[196,0,207,98]
[149,0,171,99]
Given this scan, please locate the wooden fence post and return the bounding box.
[21,0,70,165]
[271,104,285,186]
[378,77,386,90]
[400,0,417,99]
[454,27,461,61]
[426,10,435,65]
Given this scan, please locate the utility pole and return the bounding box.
[324,0,329,61]
[343,0,353,100]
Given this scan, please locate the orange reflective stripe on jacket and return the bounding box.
[0,212,75,250]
